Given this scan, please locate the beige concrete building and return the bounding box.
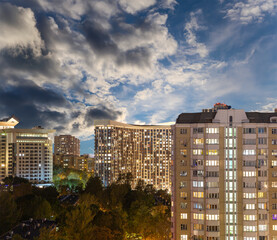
[54,135,80,156]
[171,104,277,240]
[94,120,172,191]
[0,117,55,183]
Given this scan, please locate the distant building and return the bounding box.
[54,154,75,168]
[75,154,94,173]
[171,105,277,240]
[54,135,80,156]
[0,117,55,183]
[94,120,172,191]
[54,154,94,174]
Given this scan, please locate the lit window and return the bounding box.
[193,203,203,209]
[206,150,218,156]
[243,193,256,199]
[192,181,204,188]
[180,235,188,240]
[273,150,277,156]
[193,149,203,155]
[193,213,204,220]
[206,138,219,144]
[243,226,257,232]
[181,213,187,219]
[243,215,256,221]
[206,214,219,221]
[243,150,256,155]
[258,192,265,198]
[258,203,266,210]
[206,128,219,134]
[193,138,204,145]
[259,225,267,231]
[243,171,256,177]
[206,160,219,166]
[180,192,188,199]
[193,192,204,198]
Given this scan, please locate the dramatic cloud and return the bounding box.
[119,0,156,14]
[0,0,276,153]
[226,0,277,24]
[0,3,43,55]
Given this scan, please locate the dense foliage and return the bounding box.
[53,165,91,193]
[0,172,171,240]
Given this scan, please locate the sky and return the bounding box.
[0,0,277,154]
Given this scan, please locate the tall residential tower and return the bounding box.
[171,104,277,240]
[94,120,172,191]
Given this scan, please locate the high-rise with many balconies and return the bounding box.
[94,120,172,191]
[171,104,277,240]
[0,117,55,183]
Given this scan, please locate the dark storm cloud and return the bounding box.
[117,47,151,68]
[82,18,154,69]
[0,80,68,129]
[0,0,177,140]
[82,20,119,56]
[0,47,59,78]
[85,106,122,126]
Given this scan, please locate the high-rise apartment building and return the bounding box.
[0,117,55,183]
[54,135,80,156]
[171,104,277,240]
[94,120,172,191]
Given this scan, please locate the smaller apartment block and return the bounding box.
[54,154,94,173]
[54,135,80,156]
[171,105,277,240]
[94,120,172,191]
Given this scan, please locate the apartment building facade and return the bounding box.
[171,106,277,240]
[0,117,55,183]
[94,120,172,191]
[54,154,94,173]
[54,135,80,156]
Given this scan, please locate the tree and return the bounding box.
[92,209,126,240]
[61,203,96,240]
[12,234,25,240]
[17,195,52,220]
[91,226,114,240]
[84,176,103,196]
[0,192,21,235]
[13,182,32,198]
[32,186,59,205]
[3,176,29,185]
[34,227,58,240]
